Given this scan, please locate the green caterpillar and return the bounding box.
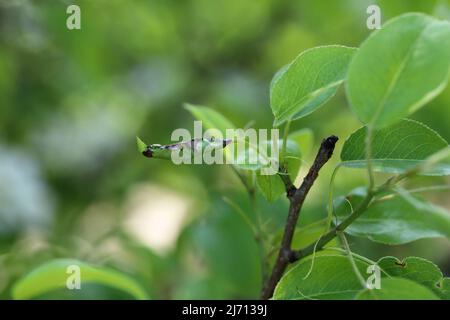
[136,136,232,160]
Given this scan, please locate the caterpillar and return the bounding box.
[136,136,232,160]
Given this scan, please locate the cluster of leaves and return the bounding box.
[185,13,450,299]
[274,254,450,300]
[10,12,450,300]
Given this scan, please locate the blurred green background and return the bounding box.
[0,0,449,299]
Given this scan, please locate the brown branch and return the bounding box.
[260,135,338,300]
[278,165,296,198]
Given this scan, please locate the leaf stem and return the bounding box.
[326,164,342,230]
[337,231,367,288]
[281,120,291,163]
[230,166,251,190]
[223,196,257,237]
[365,125,375,192]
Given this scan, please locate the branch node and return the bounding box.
[286,186,296,199]
[287,250,298,263]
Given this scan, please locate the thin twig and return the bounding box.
[290,189,375,263]
[260,135,338,299]
[281,120,291,162]
[289,147,449,264]
[289,174,399,263]
[278,165,296,197]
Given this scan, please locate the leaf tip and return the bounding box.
[136,136,147,153]
[183,102,195,111]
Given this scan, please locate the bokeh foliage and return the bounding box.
[0,0,449,299]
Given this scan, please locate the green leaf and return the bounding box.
[184,103,236,134]
[185,104,240,165]
[270,64,289,89]
[268,222,337,271]
[271,219,337,250]
[12,259,149,300]
[377,256,449,299]
[188,206,262,298]
[288,128,314,157]
[136,136,147,153]
[270,45,356,126]
[185,104,267,167]
[346,13,450,128]
[256,139,301,202]
[273,254,369,300]
[274,254,448,300]
[256,174,285,202]
[439,278,450,300]
[335,188,450,245]
[356,277,439,300]
[378,256,442,287]
[233,140,269,171]
[341,119,450,175]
